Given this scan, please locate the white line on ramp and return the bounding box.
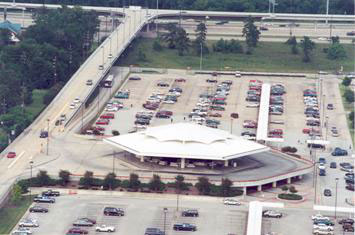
[8,151,25,169]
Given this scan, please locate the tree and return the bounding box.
[286,36,298,54]
[289,185,298,194]
[10,184,23,205]
[281,185,289,193]
[36,170,50,186]
[220,178,233,197]
[174,175,188,193]
[327,43,346,60]
[300,36,315,62]
[175,28,190,56]
[242,16,260,53]
[213,38,226,52]
[161,23,179,49]
[344,89,354,103]
[81,171,94,188]
[103,172,119,190]
[342,77,353,86]
[349,111,354,128]
[59,170,70,186]
[193,22,208,55]
[128,173,141,190]
[195,177,211,195]
[0,29,11,47]
[137,47,147,61]
[152,39,163,51]
[149,174,165,191]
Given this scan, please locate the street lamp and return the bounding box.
[156,0,159,32]
[109,36,112,59]
[199,43,203,71]
[101,45,105,68]
[29,160,33,202]
[334,177,339,219]
[163,207,168,234]
[46,119,50,155]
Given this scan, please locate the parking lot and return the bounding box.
[13,194,248,235]
[90,70,352,157]
[262,207,354,235]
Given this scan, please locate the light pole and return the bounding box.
[163,207,167,234]
[109,36,112,59]
[325,116,329,140]
[101,45,105,68]
[326,0,329,24]
[46,119,49,155]
[199,43,203,71]
[29,160,33,201]
[155,0,159,32]
[334,177,339,219]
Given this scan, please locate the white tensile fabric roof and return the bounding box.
[104,123,270,161]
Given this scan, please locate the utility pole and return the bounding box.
[29,160,33,202]
[156,0,159,33]
[199,43,203,71]
[46,119,50,155]
[334,178,339,219]
[326,0,329,24]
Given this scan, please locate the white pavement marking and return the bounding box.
[8,151,25,169]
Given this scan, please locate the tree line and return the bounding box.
[0,6,99,151]
[2,0,354,15]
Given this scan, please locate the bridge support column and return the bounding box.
[146,22,150,32]
[243,187,247,196]
[139,155,144,162]
[181,158,185,169]
[298,175,303,180]
[224,160,229,167]
[257,185,262,192]
[272,182,277,188]
[287,177,292,184]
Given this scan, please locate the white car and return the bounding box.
[313,230,333,235]
[313,224,334,231]
[12,227,32,234]
[262,210,282,218]
[191,116,205,122]
[69,103,76,109]
[318,164,326,170]
[246,103,260,108]
[19,219,39,227]
[312,214,329,221]
[73,97,81,103]
[96,225,115,232]
[223,199,241,206]
[105,106,119,112]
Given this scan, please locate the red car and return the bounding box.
[159,110,173,116]
[7,152,16,158]
[96,119,110,125]
[209,113,222,117]
[175,78,186,82]
[243,120,257,128]
[143,104,158,110]
[269,129,283,135]
[100,113,115,119]
[67,227,89,234]
[93,126,105,131]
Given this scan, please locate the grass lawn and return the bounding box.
[0,195,34,234]
[339,85,354,144]
[118,38,355,73]
[24,89,48,120]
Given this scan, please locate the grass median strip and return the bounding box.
[0,195,34,234]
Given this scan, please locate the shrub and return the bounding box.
[112,130,120,136]
[281,185,289,192]
[289,185,298,194]
[128,173,141,190]
[36,170,51,186]
[278,193,302,200]
[281,146,297,153]
[344,89,354,103]
[195,177,211,195]
[103,172,120,190]
[79,171,94,188]
[59,170,70,186]
[148,174,165,191]
[342,77,352,86]
[153,40,163,51]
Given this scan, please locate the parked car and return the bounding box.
[206,78,217,83]
[313,219,334,226]
[343,223,354,232]
[103,207,124,216]
[346,184,354,191]
[223,199,241,206]
[313,224,334,231]
[19,219,39,227]
[209,113,222,117]
[330,162,337,168]
[312,230,333,235]
[144,228,165,235]
[40,130,48,138]
[67,227,89,234]
[86,79,93,85]
[100,113,115,119]
[7,151,16,158]
[29,205,48,213]
[96,119,110,125]
[173,223,197,231]
[33,196,55,203]
[323,189,332,196]
[175,78,186,82]
[129,76,141,80]
[346,31,355,36]
[95,225,115,232]
[182,209,199,217]
[42,189,60,197]
[262,210,282,218]
[157,82,169,87]
[312,214,330,221]
[241,131,256,137]
[327,104,334,110]
[332,147,348,156]
[12,227,33,234]
[338,218,354,225]
[73,218,95,227]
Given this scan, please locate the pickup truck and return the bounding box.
[33,196,55,203]
[42,189,60,197]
